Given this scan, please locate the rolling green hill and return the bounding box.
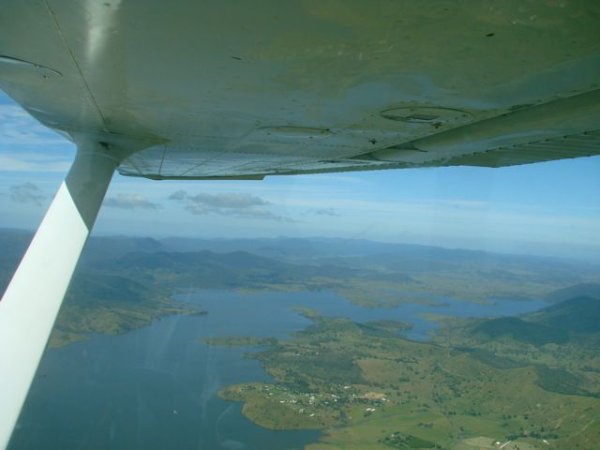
[526,295,600,334]
[470,295,600,345]
[471,316,569,345]
[544,282,600,303]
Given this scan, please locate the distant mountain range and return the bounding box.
[93,249,355,289]
[3,228,599,293]
[2,228,600,348]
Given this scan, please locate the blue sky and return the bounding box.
[1,91,599,261]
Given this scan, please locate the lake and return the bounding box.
[8,289,547,450]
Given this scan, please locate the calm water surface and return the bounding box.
[10,290,547,450]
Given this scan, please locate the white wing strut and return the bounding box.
[0,141,119,449]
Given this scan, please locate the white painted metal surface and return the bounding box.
[0,145,118,449]
[1,0,599,178]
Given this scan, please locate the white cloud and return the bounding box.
[103,194,160,210]
[169,190,295,222]
[169,190,268,208]
[311,207,340,216]
[9,182,45,206]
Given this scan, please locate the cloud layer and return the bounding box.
[169,190,293,222]
[9,182,46,206]
[103,194,160,210]
[312,207,340,216]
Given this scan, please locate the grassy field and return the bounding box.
[216,312,600,450]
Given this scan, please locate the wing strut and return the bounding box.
[0,141,120,449]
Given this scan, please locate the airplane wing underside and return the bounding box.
[1,0,599,179]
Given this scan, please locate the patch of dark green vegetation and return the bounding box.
[535,365,599,398]
[204,336,277,347]
[456,347,525,369]
[66,272,166,305]
[527,296,600,334]
[380,431,436,449]
[260,344,365,385]
[470,316,569,345]
[359,320,413,337]
[463,293,600,348]
[545,282,600,303]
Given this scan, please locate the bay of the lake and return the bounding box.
[9,290,547,450]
